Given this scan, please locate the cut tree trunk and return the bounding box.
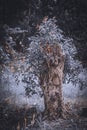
[40,43,65,119]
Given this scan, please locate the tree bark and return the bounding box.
[40,43,65,119]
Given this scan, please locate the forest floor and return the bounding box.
[0,102,87,130]
[38,118,87,130]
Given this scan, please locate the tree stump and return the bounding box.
[40,43,65,119]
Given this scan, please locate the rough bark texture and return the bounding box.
[40,43,65,119]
